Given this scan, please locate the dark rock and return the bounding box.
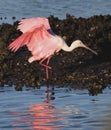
[15,82,23,91]
[0,14,111,95]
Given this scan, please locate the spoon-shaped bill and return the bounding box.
[82,44,98,55]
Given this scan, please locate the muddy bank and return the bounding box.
[0,14,111,95]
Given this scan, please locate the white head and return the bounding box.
[72,40,97,55]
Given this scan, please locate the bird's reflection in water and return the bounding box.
[12,84,62,130]
[28,85,62,130]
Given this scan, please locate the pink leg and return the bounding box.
[39,57,51,69]
[46,57,51,79]
[39,57,51,79]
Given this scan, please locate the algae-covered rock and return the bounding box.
[0,14,111,94]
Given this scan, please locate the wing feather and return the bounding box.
[26,26,54,55]
[9,26,54,53]
[17,17,51,33]
[9,33,30,52]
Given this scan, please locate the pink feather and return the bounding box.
[9,18,61,61]
[17,17,51,33]
[9,17,97,79]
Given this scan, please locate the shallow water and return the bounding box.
[0,0,111,23]
[0,85,111,130]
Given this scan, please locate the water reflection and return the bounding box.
[28,85,62,130]
[1,85,111,130]
[10,84,62,130]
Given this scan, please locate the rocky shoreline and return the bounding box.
[0,14,111,95]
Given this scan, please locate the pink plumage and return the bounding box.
[9,17,61,79]
[17,17,51,33]
[9,17,97,79]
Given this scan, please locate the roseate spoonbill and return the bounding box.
[9,17,97,79]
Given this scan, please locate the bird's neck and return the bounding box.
[61,41,78,52]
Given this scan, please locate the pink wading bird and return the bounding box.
[9,17,97,79]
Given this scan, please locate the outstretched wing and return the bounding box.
[9,26,55,54]
[9,32,30,52]
[26,26,54,55]
[9,17,52,52]
[17,17,51,33]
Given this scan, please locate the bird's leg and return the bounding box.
[39,57,52,69]
[39,57,51,79]
[46,57,51,79]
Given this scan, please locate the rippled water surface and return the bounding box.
[0,0,111,23]
[0,85,111,130]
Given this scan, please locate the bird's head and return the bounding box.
[72,40,97,55]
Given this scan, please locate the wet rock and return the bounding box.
[12,16,16,20]
[0,81,4,87]
[0,14,111,95]
[15,82,23,91]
